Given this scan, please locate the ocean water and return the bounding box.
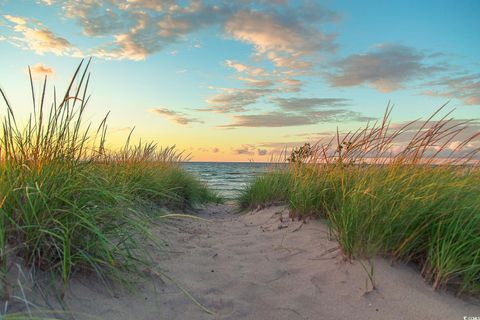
[181,162,272,199]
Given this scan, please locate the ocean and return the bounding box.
[181,162,272,199]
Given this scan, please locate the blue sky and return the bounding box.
[0,0,478,161]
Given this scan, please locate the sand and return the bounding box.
[7,203,480,319]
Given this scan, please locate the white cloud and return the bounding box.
[150,108,203,125]
[2,14,81,56]
[29,63,55,76]
[225,60,267,76]
[225,10,334,56]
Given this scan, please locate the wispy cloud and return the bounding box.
[273,97,350,112]
[38,0,55,5]
[2,14,81,56]
[215,96,366,128]
[422,73,480,106]
[203,60,277,113]
[279,78,302,92]
[150,108,203,125]
[234,145,255,155]
[257,148,268,156]
[22,0,349,118]
[200,2,338,114]
[57,0,234,60]
[237,77,274,88]
[36,1,336,65]
[225,60,267,76]
[4,15,28,25]
[327,44,444,92]
[232,144,268,156]
[220,109,373,128]
[201,88,274,113]
[29,63,55,76]
[220,3,336,102]
[225,4,337,70]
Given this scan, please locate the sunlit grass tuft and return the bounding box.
[241,106,480,295]
[0,59,219,301]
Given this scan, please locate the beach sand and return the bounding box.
[8,203,480,319]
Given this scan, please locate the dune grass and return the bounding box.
[0,59,219,301]
[240,106,480,295]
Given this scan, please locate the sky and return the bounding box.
[0,0,479,162]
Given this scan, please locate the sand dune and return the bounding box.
[8,204,480,319]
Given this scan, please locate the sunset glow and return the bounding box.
[1,0,479,161]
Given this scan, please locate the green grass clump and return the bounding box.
[239,170,291,208]
[0,59,219,298]
[241,107,480,295]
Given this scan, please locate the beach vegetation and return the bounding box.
[0,59,219,301]
[241,106,480,295]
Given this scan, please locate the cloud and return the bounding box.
[266,51,313,70]
[58,0,233,60]
[234,145,255,155]
[63,1,137,37]
[209,2,338,115]
[285,131,336,139]
[226,11,305,54]
[24,28,73,55]
[234,145,270,156]
[29,63,55,76]
[202,88,274,113]
[204,64,313,114]
[257,141,305,149]
[197,146,222,153]
[421,73,480,106]
[93,12,160,61]
[257,148,268,156]
[220,109,373,128]
[327,44,444,92]
[280,78,301,90]
[214,96,364,128]
[225,60,267,76]
[4,15,28,25]
[2,14,80,56]
[224,5,336,79]
[225,8,336,56]
[237,77,274,88]
[281,78,301,86]
[117,0,178,12]
[273,97,350,112]
[217,60,284,111]
[38,0,55,5]
[37,1,336,63]
[150,108,203,125]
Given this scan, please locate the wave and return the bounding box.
[182,162,268,198]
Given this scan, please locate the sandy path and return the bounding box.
[15,203,480,319]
